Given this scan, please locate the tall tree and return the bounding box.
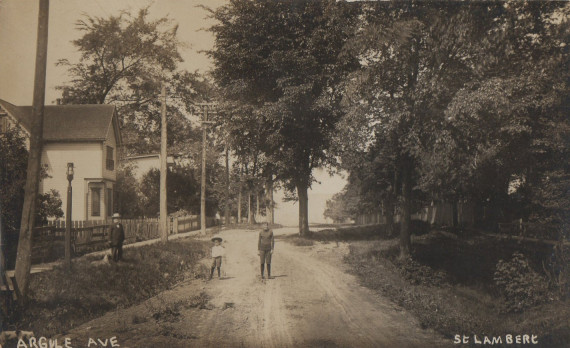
[336,1,569,253]
[56,7,208,155]
[209,0,358,235]
[336,1,504,257]
[440,1,570,224]
[1,129,64,268]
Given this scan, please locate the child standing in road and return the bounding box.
[209,237,225,280]
[258,222,274,279]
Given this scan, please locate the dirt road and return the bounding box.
[61,227,449,348]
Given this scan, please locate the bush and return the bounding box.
[494,251,549,312]
[395,258,448,287]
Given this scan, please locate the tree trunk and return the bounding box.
[237,188,242,224]
[265,177,274,225]
[297,182,309,236]
[399,161,412,259]
[248,192,256,224]
[256,191,260,222]
[247,193,251,224]
[224,144,230,225]
[383,198,394,236]
[15,0,49,302]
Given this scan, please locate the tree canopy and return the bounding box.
[208,0,359,234]
[330,1,569,255]
[56,7,211,155]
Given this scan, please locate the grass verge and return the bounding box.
[5,238,210,337]
[287,225,570,348]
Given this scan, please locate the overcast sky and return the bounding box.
[0,0,347,225]
[0,0,227,105]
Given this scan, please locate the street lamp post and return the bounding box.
[65,163,73,270]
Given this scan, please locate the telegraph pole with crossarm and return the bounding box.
[195,103,216,234]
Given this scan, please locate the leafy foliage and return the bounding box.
[1,129,64,229]
[36,190,64,225]
[0,128,28,234]
[334,2,492,255]
[56,7,211,155]
[138,166,220,217]
[56,7,182,104]
[333,1,569,239]
[115,163,144,218]
[494,252,549,312]
[1,128,64,267]
[208,0,359,233]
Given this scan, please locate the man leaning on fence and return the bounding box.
[109,213,125,262]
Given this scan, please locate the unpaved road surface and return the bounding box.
[61,227,449,347]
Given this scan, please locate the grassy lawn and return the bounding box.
[284,225,570,348]
[4,238,210,337]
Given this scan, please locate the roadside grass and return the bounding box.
[293,225,570,348]
[6,239,210,337]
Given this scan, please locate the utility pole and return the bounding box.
[14,0,49,301]
[201,105,208,234]
[160,83,168,242]
[197,103,216,234]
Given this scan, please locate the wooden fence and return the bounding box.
[356,201,476,228]
[32,218,158,263]
[497,221,568,244]
[355,208,567,244]
[171,215,217,234]
[31,215,220,264]
[355,213,391,225]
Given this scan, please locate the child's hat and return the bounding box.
[211,237,223,242]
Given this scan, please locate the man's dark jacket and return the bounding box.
[109,223,125,246]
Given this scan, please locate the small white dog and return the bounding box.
[90,253,111,266]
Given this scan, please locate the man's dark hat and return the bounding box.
[211,237,223,242]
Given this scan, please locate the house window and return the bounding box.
[91,188,101,217]
[107,188,113,217]
[106,146,114,170]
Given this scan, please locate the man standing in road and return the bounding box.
[109,213,125,262]
[258,222,274,279]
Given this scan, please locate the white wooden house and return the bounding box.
[0,99,122,221]
[125,153,171,181]
[125,153,193,181]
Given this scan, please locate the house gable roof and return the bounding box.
[0,99,120,145]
